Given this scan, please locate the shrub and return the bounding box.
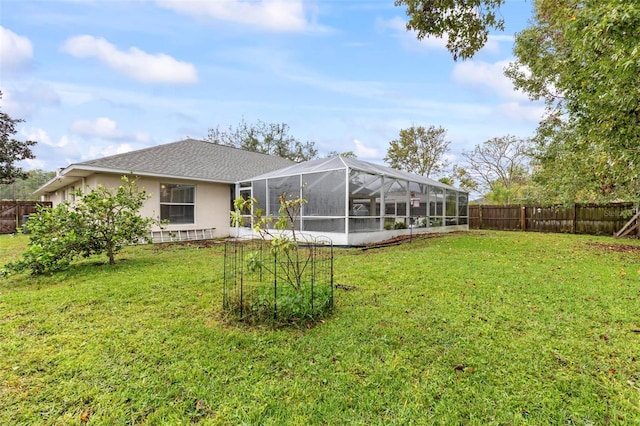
[3,177,156,276]
[393,221,407,229]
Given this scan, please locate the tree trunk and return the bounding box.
[107,246,115,265]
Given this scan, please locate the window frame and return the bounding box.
[159,182,196,225]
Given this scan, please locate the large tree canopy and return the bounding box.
[1,90,37,185]
[206,118,318,162]
[506,0,640,202]
[457,135,533,204]
[394,0,505,60]
[384,125,451,178]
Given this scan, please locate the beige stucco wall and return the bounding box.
[43,173,233,238]
[44,182,80,205]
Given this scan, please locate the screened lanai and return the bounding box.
[235,156,469,246]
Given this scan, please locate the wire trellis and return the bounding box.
[223,235,333,324]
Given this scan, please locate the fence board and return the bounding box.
[0,201,52,234]
[469,203,637,237]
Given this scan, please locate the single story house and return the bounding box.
[35,138,469,245]
[34,138,294,242]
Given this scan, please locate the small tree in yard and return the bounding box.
[74,177,156,265]
[231,193,309,291]
[225,193,334,324]
[4,201,88,275]
[3,177,156,276]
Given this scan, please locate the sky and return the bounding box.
[1,0,543,176]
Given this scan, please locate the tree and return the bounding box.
[206,118,318,162]
[450,165,479,194]
[327,150,357,159]
[384,125,451,178]
[394,0,506,60]
[438,176,454,186]
[3,201,87,275]
[72,176,156,265]
[505,0,640,202]
[228,193,333,324]
[457,135,532,204]
[1,90,37,185]
[3,177,156,275]
[232,193,309,290]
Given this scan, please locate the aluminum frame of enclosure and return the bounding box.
[235,156,468,246]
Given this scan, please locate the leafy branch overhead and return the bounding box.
[394,0,506,60]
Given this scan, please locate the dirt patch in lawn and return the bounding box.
[586,242,640,254]
[361,233,445,250]
[152,239,225,251]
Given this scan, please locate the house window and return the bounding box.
[160,183,195,224]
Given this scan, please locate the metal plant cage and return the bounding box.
[223,235,334,323]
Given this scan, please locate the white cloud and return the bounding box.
[489,34,515,44]
[70,117,154,145]
[45,138,137,166]
[353,139,379,159]
[23,158,47,170]
[478,37,502,56]
[376,17,407,34]
[58,135,72,148]
[116,144,133,154]
[133,131,151,143]
[495,102,545,124]
[155,0,317,32]
[86,143,134,160]
[452,59,528,101]
[71,117,124,140]
[21,128,53,146]
[61,35,198,84]
[0,26,33,72]
[377,17,448,52]
[0,84,60,118]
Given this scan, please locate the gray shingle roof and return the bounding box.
[78,138,295,183]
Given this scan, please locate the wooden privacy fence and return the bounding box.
[0,201,52,234]
[469,203,639,237]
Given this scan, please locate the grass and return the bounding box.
[1,231,639,425]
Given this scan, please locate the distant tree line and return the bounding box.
[0,169,55,200]
[206,118,318,162]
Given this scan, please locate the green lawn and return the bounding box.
[1,231,639,425]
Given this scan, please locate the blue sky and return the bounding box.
[1,0,542,176]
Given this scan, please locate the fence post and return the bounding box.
[520,205,526,232]
[571,204,577,234]
[479,205,483,229]
[15,201,21,232]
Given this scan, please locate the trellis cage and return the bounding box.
[223,234,333,324]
